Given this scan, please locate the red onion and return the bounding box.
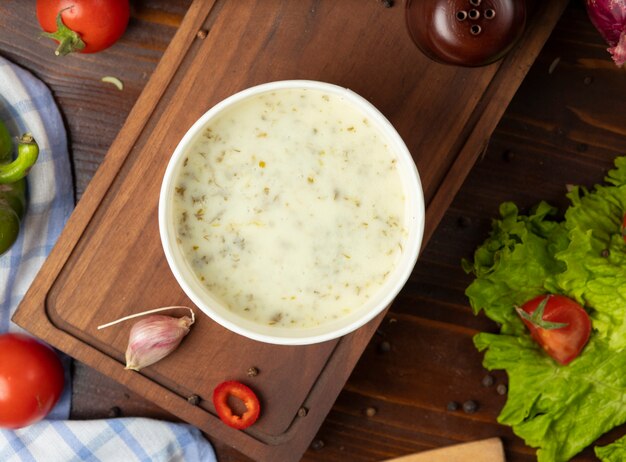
[585,0,626,66]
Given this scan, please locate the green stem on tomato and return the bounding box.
[0,133,39,185]
[41,7,85,56]
[516,295,569,330]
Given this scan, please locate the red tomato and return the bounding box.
[213,381,260,430]
[0,333,65,429]
[516,294,591,365]
[36,0,130,55]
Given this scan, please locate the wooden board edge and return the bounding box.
[12,0,215,327]
[14,308,279,449]
[11,286,386,462]
[383,437,504,462]
[422,0,570,245]
[244,310,388,461]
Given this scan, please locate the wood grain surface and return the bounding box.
[11,0,566,457]
[384,438,505,462]
[1,0,624,461]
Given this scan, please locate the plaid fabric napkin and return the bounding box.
[2,418,215,462]
[0,56,216,461]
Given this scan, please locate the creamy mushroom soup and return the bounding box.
[172,88,407,328]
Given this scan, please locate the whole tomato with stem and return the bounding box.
[36,0,130,56]
[516,294,591,365]
[0,333,65,429]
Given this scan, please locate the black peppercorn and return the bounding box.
[311,439,325,450]
[457,215,471,229]
[502,149,515,162]
[446,401,459,411]
[378,340,391,353]
[481,374,495,387]
[187,395,201,405]
[462,400,479,414]
[496,384,508,395]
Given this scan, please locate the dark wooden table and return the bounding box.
[2,1,625,461]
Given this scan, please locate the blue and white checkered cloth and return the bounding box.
[0,56,216,461]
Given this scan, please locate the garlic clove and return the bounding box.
[125,314,194,371]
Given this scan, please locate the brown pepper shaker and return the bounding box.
[405,0,527,66]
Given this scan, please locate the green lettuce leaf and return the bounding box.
[463,201,568,336]
[596,434,626,461]
[475,334,626,462]
[465,156,626,461]
[553,178,626,349]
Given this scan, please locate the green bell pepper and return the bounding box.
[0,122,39,255]
[0,133,39,184]
[0,119,11,159]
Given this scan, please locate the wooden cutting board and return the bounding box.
[12,0,567,460]
[385,438,505,462]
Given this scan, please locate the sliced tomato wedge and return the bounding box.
[516,294,591,365]
[213,381,260,430]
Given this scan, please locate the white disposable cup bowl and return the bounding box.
[159,80,425,345]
